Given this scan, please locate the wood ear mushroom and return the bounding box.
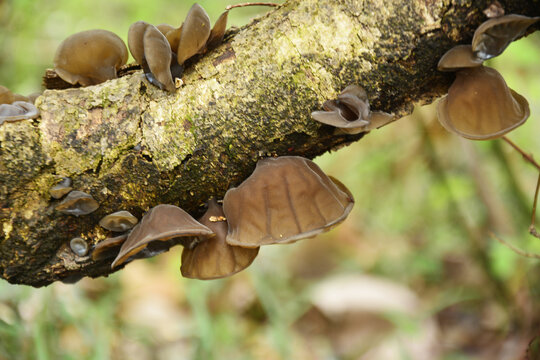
[312,85,393,134]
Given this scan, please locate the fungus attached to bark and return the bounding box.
[0,101,40,125]
[92,234,128,261]
[223,156,354,248]
[49,177,73,199]
[156,23,175,36]
[472,14,540,60]
[311,85,393,134]
[206,10,229,50]
[437,45,483,71]
[99,211,138,232]
[175,3,211,65]
[54,29,128,86]
[437,65,529,140]
[111,204,214,268]
[181,199,259,280]
[128,21,176,92]
[55,191,99,216]
[70,237,89,257]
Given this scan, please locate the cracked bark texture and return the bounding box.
[1,0,538,287]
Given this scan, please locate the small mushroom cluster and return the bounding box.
[127,4,229,92]
[311,85,394,134]
[0,85,40,125]
[49,177,99,217]
[48,3,231,92]
[91,156,354,280]
[436,13,539,140]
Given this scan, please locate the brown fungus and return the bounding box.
[156,23,175,36]
[128,21,177,92]
[92,234,128,261]
[181,199,259,280]
[55,190,99,216]
[472,14,540,60]
[206,10,229,50]
[49,177,73,199]
[99,211,138,232]
[111,204,214,268]
[223,156,354,248]
[311,85,393,134]
[0,85,14,104]
[437,65,529,140]
[437,45,483,71]
[175,3,211,65]
[0,101,39,125]
[54,29,128,86]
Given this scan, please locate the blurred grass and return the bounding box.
[1,1,540,359]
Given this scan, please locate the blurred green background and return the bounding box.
[1,1,540,359]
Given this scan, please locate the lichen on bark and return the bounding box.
[0,0,538,286]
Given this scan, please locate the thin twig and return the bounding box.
[501,136,540,238]
[529,173,540,239]
[489,231,540,259]
[502,136,540,171]
[226,2,280,10]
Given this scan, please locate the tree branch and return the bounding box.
[1,0,538,286]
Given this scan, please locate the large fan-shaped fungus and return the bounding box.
[311,85,393,134]
[181,199,259,280]
[54,29,128,86]
[111,204,214,268]
[472,14,540,60]
[223,156,354,247]
[437,65,529,140]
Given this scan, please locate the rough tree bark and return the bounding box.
[0,0,538,287]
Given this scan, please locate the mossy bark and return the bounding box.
[1,0,538,286]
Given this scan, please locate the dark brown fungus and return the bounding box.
[92,234,128,261]
[176,3,211,65]
[54,29,128,86]
[437,45,483,71]
[111,204,214,268]
[437,65,529,140]
[70,237,89,257]
[0,101,39,125]
[223,156,354,248]
[99,211,138,232]
[472,14,540,60]
[55,190,99,216]
[49,177,73,199]
[181,199,259,280]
